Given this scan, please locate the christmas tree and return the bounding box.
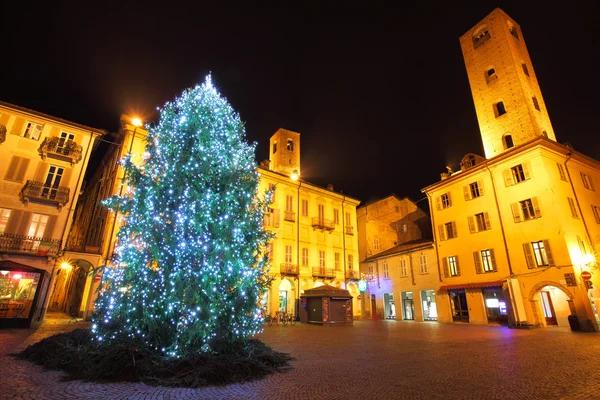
[92,75,274,357]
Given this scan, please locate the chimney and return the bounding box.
[327,184,334,191]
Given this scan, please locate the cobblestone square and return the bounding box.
[1,314,599,399]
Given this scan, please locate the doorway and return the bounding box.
[370,294,376,318]
[450,290,469,323]
[539,291,557,325]
[402,291,414,320]
[384,293,395,319]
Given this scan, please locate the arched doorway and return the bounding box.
[528,281,574,327]
[278,278,295,314]
[50,259,93,317]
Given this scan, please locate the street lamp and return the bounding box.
[131,117,143,127]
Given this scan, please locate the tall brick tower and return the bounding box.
[268,128,301,177]
[460,8,556,159]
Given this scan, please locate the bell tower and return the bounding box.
[460,8,556,159]
[268,128,301,177]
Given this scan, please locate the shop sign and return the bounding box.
[357,279,367,292]
[564,273,577,287]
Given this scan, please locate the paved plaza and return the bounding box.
[1,313,599,399]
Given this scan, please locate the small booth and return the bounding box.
[0,261,49,328]
[300,284,353,325]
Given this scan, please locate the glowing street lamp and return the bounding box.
[290,169,299,181]
[131,117,143,127]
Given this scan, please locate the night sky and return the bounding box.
[2,2,599,206]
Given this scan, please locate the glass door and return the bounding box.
[539,291,557,325]
[450,290,469,322]
[42,165,64,200]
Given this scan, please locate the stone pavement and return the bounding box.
[1,314,600,400]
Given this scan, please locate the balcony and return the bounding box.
[345,226,354,235]
[312,267,336,279]
[311,217,335,231]
[284,211,295,222]
[20,180,70,210]
[280,263,299,276]
[0,233,61,256]
[38,137,83,165]
[346,269,360,280]
[0,124,6,144]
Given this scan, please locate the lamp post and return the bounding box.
[291,169,301,321]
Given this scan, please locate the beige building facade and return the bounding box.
[0,102,105,327]
[422,9,600,331]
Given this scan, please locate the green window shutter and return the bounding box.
[451,221,457,238]
[503,169,513,187]
[490,248,497,272]
[442,257,449,278]
[435,196,441,211]
[531,197,542,218]
[15,158,30,182]
[4,156,20,180]
[467,216,475,233]
[523,243,535,269]
[18,212,32,236]
[463,185,471,201]
[4,209,23,234]
[544,240,555,266]
[473,251,482,274]
[522,162,532,180]
[511,203,522,223]
[478,180,485,196]
[455,256,461,276]
[484,212,491,230]
[438,224,446,241]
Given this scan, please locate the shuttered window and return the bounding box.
[4,156,30,182]
[567,197,579,218]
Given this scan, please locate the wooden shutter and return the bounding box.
[490,248,497,272]
[273,209,280,228]
[467,216,476,233]
[484,212,491,230]
[34,161,48,182]
[451,221,457,238]
[442,257,449,278]
[463,186,471,201]
[503,169,513,187]
[435,196,441,211]
[455,256,461,276]
[60,167,72,188]
[473,251,482,274]
[18,212,32,236]
[523,243,535,269]
[478,180,485,196]
[447,192,452,207]
[567,197,578,218]
[45,215,57,239]
[511,203,522,223]
[522,162,532,180]
[544,240,555,266]
[11,117,25,136]
[15,158,30,181]
[4,209,23,234]
[557,163,566,181]
[438,224,446,241]
[531,197,541,218]
[592,205,600,224]
[4,156,20,180]
[590,176,596,191]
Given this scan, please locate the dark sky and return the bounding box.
[2,2,599,205]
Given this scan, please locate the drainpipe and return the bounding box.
[485,165,514,276]
[296,180,301,320]
[564,152,594,248]
[341,195,347,288]
[426,192,443,283]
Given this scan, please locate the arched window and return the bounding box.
[503,134,514,150]
[473,25,491,49]
[494,101,507,117]
[485,66,497,84]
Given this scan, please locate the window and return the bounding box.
[28,213,49,238]
[567,197,579,218]
[443,256,460,277]
[335,252,340,270]
[301,199,308,216]
[333,208,340,224]
[368,264,374,278]
[503,134,514,150]
[4,156,30,182]
[439,221,457,241]
[592,205,600,224]
[557,163,567,181]
[302,248,309,266]
[419,254,427,274]
[348,254,353,269]
[581,172,595,191]
[522,63,530,77]
[319,250,325,267]
[286,139,294,151]
[523,240,554,268]
[42,165,64,200]
[373,237,380,251]
[521,198,538,220]
[510,197,541,222]
[318,204,325,221]
[474,249,497,273]
[464,181,484,200]
[436,192,452,210]
[285,195,293,212]
[473,26,491,49]
[0,208,11,233]
[509,24,519,39]
[504,163,531,186]
[272,142,277,154]
[58,132,75,153]
[267,183,276,203]
[400,259,408,277]
[285,245,293,264]
[23,121,43,140]
[345,212,352,227]
[532,96,540,111]
[382,261,389,279]
[494,101,507,117]
[485,67,497,84]
[468,212,491,233]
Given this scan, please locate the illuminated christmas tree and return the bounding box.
[92,75,273,357]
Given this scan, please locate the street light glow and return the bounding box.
[132,118,143,127]
[291,170,299,181]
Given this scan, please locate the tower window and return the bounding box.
[522,63,530,77]
[503,134,514,150]
[532,96,540,111]
[485,67,497,84]
[509,25,519,40]
[272,142,277,154]
[494,101,507,117]
[473,26,491,49]
[286,139,294,151]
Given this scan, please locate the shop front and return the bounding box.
[482,287,509,325]
[421,289,438,321]
[384,292,395,319]
[0,261,49,328]
[401,291,414,320]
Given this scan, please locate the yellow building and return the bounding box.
[422,9,600,331]
[260,128,361,320]
[357,195,439,321]
[0,102,105,327]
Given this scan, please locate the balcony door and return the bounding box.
[57,132,75,154]
[42,165,64,200]
[318,204,324,223]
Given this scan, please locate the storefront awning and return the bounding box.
[439,280,504,291]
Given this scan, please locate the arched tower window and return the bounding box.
[485,66,497,84]
[473,25,491,49]
[503,134,514,150]
[494,101,507,117]
[286,139,294,151]
[508,21,519,40]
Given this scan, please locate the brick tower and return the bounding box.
[460,8,556,159]
[269,128,301,177]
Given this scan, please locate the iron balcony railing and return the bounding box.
[346,269,359,279]
[312,267,336,279]
[311,217,335,231]
[280,263,299,276]
[38,137,83,165]
[284,210,295,222]
[0,124,6,144]
[20,180,70,209]
[0,233,61,256]
[345,226,354,235]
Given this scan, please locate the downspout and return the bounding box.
[341,195,347,288]
[485,165,514,275]
[426,192,443,283]
[564,152,594,247]
[296,180,301,320]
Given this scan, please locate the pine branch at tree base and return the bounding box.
[15,329,293,387]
